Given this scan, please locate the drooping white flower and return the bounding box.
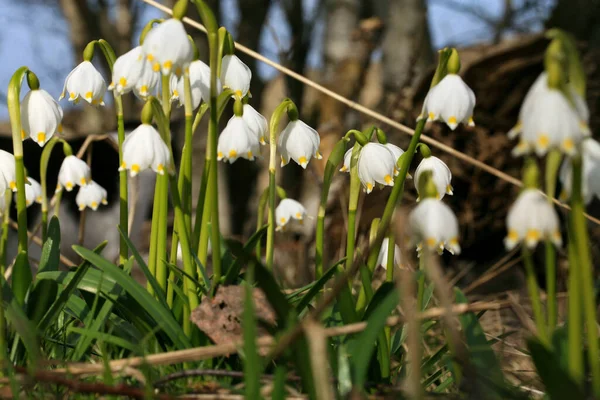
[377,238,402,269]
[340,148,353,172]
[59,61,107,106]
[559,138,600,204]
[169,73,181,101]
[509,73,590,140]
[420,74,475,130]
[357,143,397,194]
[109,46,160,100]
[120,124,171,177]
[385,143,405,164]
[279,120,322,169]
[509,73,590,156]
[409,198,461,255]
[220,55,251,99]
[414,156,453,200]
[0,151,16,193]
[142,19,193,76]
[20,89,63,146]
[56,156,91,192]
[76,181,108,211]
[22,178,42,207]
[505,189,561,250]
[173,60,219,110]
[217,116,260,163]
[275,198,307,231]
[242,104,268,145]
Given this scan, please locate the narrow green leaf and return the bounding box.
[295,259,342,313]
[243,263,261,399]
[224,226,268,285]
[118,226,169,309]
[28,217,61,325]
[73,245,191,349]
[351,289,399,388]
[11,251,31,305]
[37,241,107,332]
[68,327,139,353]
[528,337,584,399]
[455,289,504,395]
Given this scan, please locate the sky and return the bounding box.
[0,0,554,119]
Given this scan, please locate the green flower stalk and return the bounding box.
[194,0,223,291]
[7,67,36,266]
[315,137,348,278]
[344,129,370,274]
[39,138,60,241]
[545,149,561,331]
[265,99,298,270]
[0,190,12,274]
[570,155,600,396]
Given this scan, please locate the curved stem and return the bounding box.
[265,99,295,271]
[345,143,362,272]
[39,137,59,242]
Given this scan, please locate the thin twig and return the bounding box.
[139,0,600,227]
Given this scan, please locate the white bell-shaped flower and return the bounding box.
[20,89,63,146]
[340,148,353,173]
[414,156,453,200]
[385,143,405,165]
[509,73,589,156]
[275,198,307,231]
[505,189,561,250]
[109,46,145,95]
[0,151,16,193]
[357,143,397,194]
[59,61,107,106]
[559,138,600,204]
[76,181,108,211]
[409,198,461,255]
[109,46,160,100]
[377,238,402,269]
[142,19,193,76]
[509,73,590,140]
[217,116,260,163]
[22,178,42,207]
[56,156,91,192]
[220,55,252,99]
[242,104,268,145]
[279,120,322,169]
[420,74,475,130]
[169,74,181,102]
[174,60,219,110]
[120,124,171,177]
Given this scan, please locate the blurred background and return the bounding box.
[0,0,598,292]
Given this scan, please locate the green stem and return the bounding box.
[170,174,199,336]
[197,14,222,291]
[356,119,426,314]
[0,191,12,274]
[571,156,600,396]
[7,68,29,261]
[345,143,361,272]
[567,215,583,385]
[182,73,194,231]
[545,149,561,332]
[386,230,394,282]
[255,187,269,259]
[147,179,161,296]
[315,138,348,279]
[39,137,59,242]
[416,257,425,313]
[156,174,169,293]
[522,246,548,344]
[115,95,128,266]
[194,158,210,255]
[265,99,295,271]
